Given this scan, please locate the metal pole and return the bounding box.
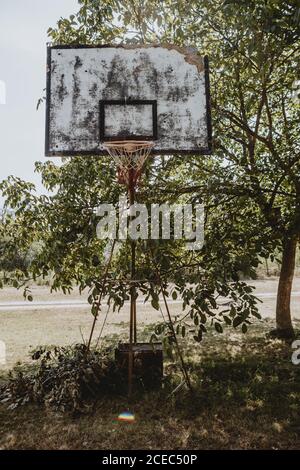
[128,166,137,397]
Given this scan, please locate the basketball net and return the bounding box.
[103,140,154,186]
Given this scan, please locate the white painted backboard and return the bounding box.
[45,44,212,156]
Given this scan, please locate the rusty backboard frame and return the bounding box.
[45,44,212,156]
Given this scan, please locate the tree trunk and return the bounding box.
[274,236,297,338]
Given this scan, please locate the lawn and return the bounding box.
[1,278,300,369]
[0,319,299,450]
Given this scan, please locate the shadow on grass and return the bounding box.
[0,319,300,449]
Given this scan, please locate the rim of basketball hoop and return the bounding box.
[103,140,154,152]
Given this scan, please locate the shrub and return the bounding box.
[0,344,125,414]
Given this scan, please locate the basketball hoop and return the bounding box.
[103,140,154,186]
[45,44,206,398]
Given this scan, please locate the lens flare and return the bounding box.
[117,411,135,422]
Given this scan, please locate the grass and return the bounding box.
[0,318,300,450]
[1,277,300,368]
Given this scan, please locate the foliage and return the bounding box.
[0,163,261,340]
[153,280,261,345]
[127,0,300,247]
[0,345,124,414]
[1,0,299,339]
[46,0,300,332]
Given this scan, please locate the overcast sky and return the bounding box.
[0,0,78,204]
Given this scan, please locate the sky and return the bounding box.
[0,0,79,204]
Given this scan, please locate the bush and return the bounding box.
[0,344,125,414]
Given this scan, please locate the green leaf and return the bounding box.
[223,315,232,325]
[155,324,163,335]
[151,298,160,311]
[91,305,98,317]
[233,316,244,328]
[252,311,262,319]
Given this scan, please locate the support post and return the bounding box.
[128,167,137,397]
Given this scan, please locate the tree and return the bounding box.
[186,0,300,338]
[0,151,261,344]
[1,0,299,342]
[88,0,299,338]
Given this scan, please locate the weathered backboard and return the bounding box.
[45,44,212,156]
